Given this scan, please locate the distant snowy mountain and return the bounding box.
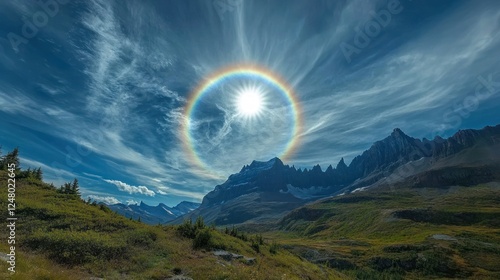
[107,201,200,225]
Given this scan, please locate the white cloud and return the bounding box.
[104,179,156,196]
[126,199,139,205]
[87,195,121,205]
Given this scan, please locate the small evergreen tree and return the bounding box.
[1,147,20,170]
[64,182,72,194]
[195,216,205,230]
[35,167,43,180]
[71,178,80,195]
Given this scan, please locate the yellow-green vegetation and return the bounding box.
[0,166,345,279]
[275,184,500,279]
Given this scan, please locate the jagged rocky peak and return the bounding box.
[391,128,408,138]
[248,157,284,170]
[325,164,334,173]
[311,164,322,173]
[175,201,200,213]
[336,157,347,170]
[433,135,445,142]
[451,129,481,146]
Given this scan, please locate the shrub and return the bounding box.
[194,216,205,230]
[193,228,213,249]
[24,230,128,265]
[269,241,280,254]
[172,267,182,275]
[126,229,158,247]
[251,240,260,253]
[255,234,264,245]
[178,219,196,238]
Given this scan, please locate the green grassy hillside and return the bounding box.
[276,183,500,279]
[0,170,344,280]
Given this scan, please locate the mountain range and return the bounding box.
[107,200,200,224]
[173,124,500,225]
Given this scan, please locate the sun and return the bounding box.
[236,87,264,117]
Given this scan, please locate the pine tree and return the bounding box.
[71,178,80,196]
[64,182,72,194]
[1,147,20,170]
[35,167,43,180]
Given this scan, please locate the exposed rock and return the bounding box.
[230,253,244,259]
[213,250,255,265]
[213,250,233,261]
[244,257,256,265]
[431,234,457,241]
[166,276,193,280]
[0,252,9,262]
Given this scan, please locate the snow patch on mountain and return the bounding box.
[281,184,333,199]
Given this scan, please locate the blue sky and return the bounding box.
[1,0,499,206]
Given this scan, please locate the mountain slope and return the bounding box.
[277,182,500,279]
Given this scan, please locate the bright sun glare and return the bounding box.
[236,87,264,117]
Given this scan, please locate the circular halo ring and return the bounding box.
[182,63,302,178]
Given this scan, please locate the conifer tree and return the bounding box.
[1,147,20,170]
[71,178,80,196]
[35,167,43,180]
[64,182,72,194]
